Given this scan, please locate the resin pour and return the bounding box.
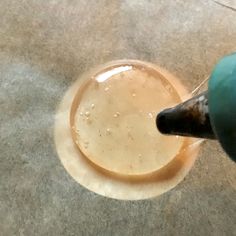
[70,63,184,176]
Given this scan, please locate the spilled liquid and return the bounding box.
[71,63,184,176]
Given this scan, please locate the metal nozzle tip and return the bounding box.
[156,110,172,134]
[156,91,216,139]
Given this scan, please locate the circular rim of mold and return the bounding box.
[54,60,200,200]
[70,61,184,176]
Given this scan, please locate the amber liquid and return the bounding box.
[71,63,184,176]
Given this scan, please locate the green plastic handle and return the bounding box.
[209,53,236,162]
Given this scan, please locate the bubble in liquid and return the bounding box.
[72,62,184,176]
[148,112,153,118]
[113,112,120,118]
[86,117,92,124]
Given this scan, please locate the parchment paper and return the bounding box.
[0,0,236,235]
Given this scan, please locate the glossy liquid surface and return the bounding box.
[71,63,184,175]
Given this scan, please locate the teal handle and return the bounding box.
[209,53,236,162]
